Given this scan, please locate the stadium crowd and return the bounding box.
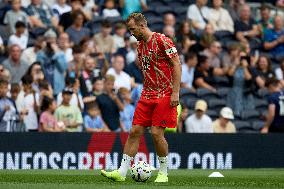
[0,0,283,133]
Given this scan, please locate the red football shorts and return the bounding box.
[132,96,177,128]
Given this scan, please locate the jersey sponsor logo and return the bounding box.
[142,56,151,71]
[165,47,177,56]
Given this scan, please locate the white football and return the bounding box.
[131,161,152,182]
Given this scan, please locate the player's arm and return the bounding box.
[169,55,181,107]
[261,104,275,133]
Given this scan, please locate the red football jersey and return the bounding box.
[137,32,178,99]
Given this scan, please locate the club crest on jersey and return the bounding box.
[142,55,151,71]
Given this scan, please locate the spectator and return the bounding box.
[59,0,86,31]
[8,21,28,50]
[113,22,127,51]
[58,32,73,63]
[131,83,143,107]
[39,96,66,132]
[18,74,40,132]
[117,35,138,65]
[185,100,213,133]
[163,12,176,27]
[210,0,234,34]
[213,107,236,133]
[96,75,124,132]
[176,21,196,54]
[275,59,284,87]
[0,79,20,132]
[227,0,246,22]
[81,0,97,20]
[84,102,110,132]
[10,83,21,109]
[102,0,120,18]
[0,35,4,56]
[187,0,210,31]
[68,44,85,77]
[2,44,29,83]
[37,30,67,96]
[38,79,54,103]
[163,25,176,42]
[193,55,222,92]
[106,54,132,90]
[22,36,45,65]
[66,10,90,45]
[79,56,100,97]
[57,78,83,111]
[26,0,58,35]
[264,16,284,60]
[276,0,284,8]
[227,55,255,116]
[118,87,135,132]
[198,23,216,51]
[181,52,198,91]
[3,0,29,35]
[52,0,71,18]
[234,4,260,50]
[202,41,222,68]
[25,61,45,93]
[119,0,148,20]
[222,43,241,72]
[55,87,83,132]
[252,55,275,90]
[93,20,115,54]
[92,77,104,96]
[124,57,143,84]
[261,78,284,133]
[257,3,273,37]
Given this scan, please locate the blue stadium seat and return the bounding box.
[184,98,198,109]
[154,6,173,15]
[149,22,164,32]
[197,88,219,101]
[208,99,227,112]
[241,110,261,122]
[256,88,270,99]
[147,16,164,26]
[217,87,230,99]
[105,16,124,24]
[254,99,268,112]
[173,6,188,18]
[143,9,160,19]
[214,76,230,87]
[234,121,256,133]
[180,88,197,99]
[149,0,168,7]
[252,121,265,131]
[206,110,219,120]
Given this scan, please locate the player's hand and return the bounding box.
[170,92,179,107]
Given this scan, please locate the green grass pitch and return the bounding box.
[0,169,283,189]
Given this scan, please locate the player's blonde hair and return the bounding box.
[126,13,147,26]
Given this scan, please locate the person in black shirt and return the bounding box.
[262,78,284,133]
[96,75,124,132]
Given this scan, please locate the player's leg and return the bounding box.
[151,97,177,182]
[118,125,145,176]
[101,125,145,181]
[101,98,153,181]
[151,126,169,182]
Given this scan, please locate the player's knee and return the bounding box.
[129,126,144,138]
[151,127,164,140]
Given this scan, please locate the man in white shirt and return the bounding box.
[181,52,197,91]
[185,100,213,133]
[106,54,132,90]
[187,0,210,30]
